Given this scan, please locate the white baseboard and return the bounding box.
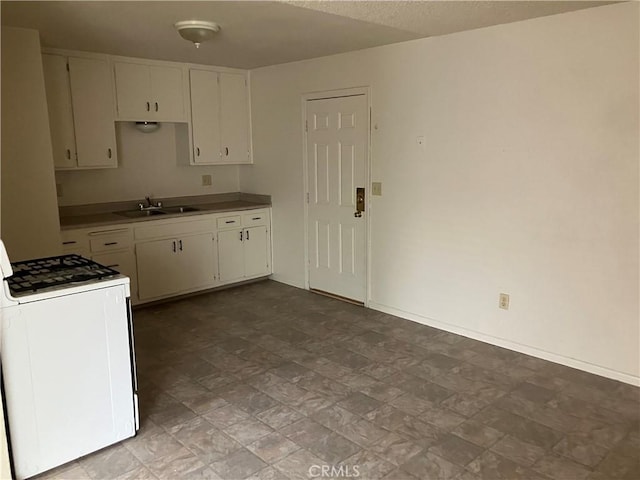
[368,301,640,387]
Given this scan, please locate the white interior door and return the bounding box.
[306,94,368,302]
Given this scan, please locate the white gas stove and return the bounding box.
[0,240,139,479]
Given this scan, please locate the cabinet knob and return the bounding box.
[225,147,229,156]
[146,101,150,112]
[155,102,159,112]
[196,147,200,157]
[66,149,71,160]
[107,148,112,159]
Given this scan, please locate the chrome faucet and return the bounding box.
[138,196,163,211]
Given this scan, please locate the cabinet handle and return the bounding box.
[146,101,150,112]
[66,149,71,160]
[246,230,250,240]
[196,147,200,157]
[178,239,183,251]
[155,102,159,112]
[172,240,176,253]
[225,220,235,224]
[225,147,229,156]
[239,231,243,241]
[62,240,77,245]
[106,264,120,268]
[104,242,118,246]
[107,148,112,159]
[252,217,261,221]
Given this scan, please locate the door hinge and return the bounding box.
[66,62,70,72]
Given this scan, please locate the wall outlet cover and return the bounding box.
[499,293,510,310]
[202,174,212,186]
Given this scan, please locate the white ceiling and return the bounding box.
[1,1,615,69]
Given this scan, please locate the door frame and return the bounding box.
[301,86,372,306]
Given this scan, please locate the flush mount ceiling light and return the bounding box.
[174,20,220,48]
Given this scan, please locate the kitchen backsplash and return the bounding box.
[55,122,240,206]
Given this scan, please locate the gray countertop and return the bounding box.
[59,193,271,230]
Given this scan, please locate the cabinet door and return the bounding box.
[92,250,138,301]
[244,226,270,278]
[189,69,221,164]
[68,57,117,168]
[135,238,180,300]
[174,233,216,292]
[220,73,250,164]
[42,54,77,169]
[150,65,185,121]
[113,62,150,119]
[217,229,245,283]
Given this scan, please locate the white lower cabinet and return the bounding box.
[217,210,271,283]
[217,229,245,283]
[136,233,216,301]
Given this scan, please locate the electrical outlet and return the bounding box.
[201,174,212,186]
[56,183,63,197]
[499,293,510,310]
[372,182,382,196]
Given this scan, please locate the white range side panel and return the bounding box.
[2,283,135,480]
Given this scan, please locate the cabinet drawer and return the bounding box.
[217,215,242,229]
[61,231,89,254]
[91,250,132,272]
[242,211,269,227]
[88,229,131,253]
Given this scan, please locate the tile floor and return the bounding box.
[37,280,639,480]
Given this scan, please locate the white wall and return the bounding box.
[1,27,61,260]
[56,122,240,206]
[242,3,640,384]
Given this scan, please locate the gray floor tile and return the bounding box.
[401,451,463,479]
[255,403,304,430]
[370,432,423,466]
[247,431,301,463]
[338,392,383,416]
[210,448,268,480]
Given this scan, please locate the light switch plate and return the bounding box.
[372,182,382,196]
[202,174,212,186]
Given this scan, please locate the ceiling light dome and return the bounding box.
[174,20,220,48]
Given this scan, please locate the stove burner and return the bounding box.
[6,254,120,296]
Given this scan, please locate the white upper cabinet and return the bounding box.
[219,73,251,164]
[42,54,118,170]
[188,69,251,165]
[113,61,185,121]
[42,54,76,169]
[190,69,221,164]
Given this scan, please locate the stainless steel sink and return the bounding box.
[114,209,167,218]
[160,206,201,214]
